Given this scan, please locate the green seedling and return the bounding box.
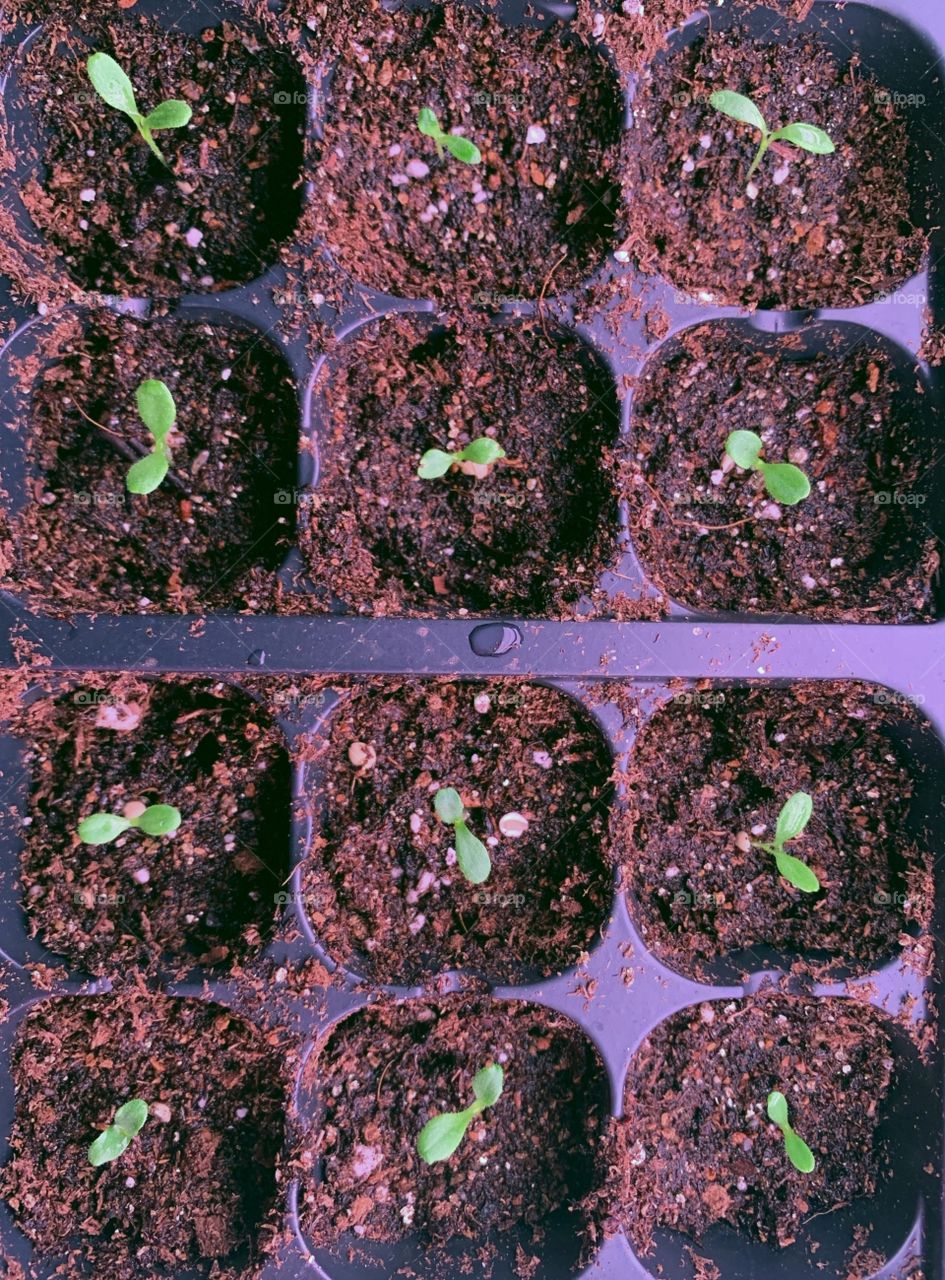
[752,791,820,893]
[725,430,811,506]
[78,804,182,846]
[417,1063,504,1164]
[87,52,192,163]
[767,1090,816,1174]
[126,379,177,494]
[418,437,505,480]
[709,90,835,183]
[417,107,482,165]
[89,1099,150,1167]
[433,787,491,885]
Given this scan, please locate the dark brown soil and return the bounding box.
[617,993,894,1249]
[17,10,305,295]
[0,993,286,1279]
[309,3,623,302]
[18,678,291,975]
[303,314,619,615]
[3,309,299,614]
[621,324,939,621]
[621,681,932,976]
[300,995,609,1257]
[622,26,926,308]
[303,680,614,984]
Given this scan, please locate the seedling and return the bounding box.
[89,1099,150,1167]
[767,1090,816,1174]
[87,52,192,164]
[418,438,505,480]
[417,1063,504,1164]
[126,379,177,494]
[725,430,811,506]
[417,107,482,165]
[433,787,491,884]
[78,804,182,845]
[709,90,835,183]
[752,791,820,893]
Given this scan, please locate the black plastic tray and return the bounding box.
[0,1,944,1279]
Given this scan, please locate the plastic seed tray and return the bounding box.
[0,1,944,1279]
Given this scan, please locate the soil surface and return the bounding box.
[309,3,623,302]
[621,324,939,621]
[617,993,895,1250]
[3,309,299,614]
[622,25,927,308]
[303,314,619,615]
[0,993,286,1279]
[621,681,932,977]
[18,677,291,975]
[300,995,609,1264]
[303,680,614,984]
[16,10,305,295]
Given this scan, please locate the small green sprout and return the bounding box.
[78,804,182,846]
[725,430,811,506]
[767,1090,816,1174]
[417,107,482,165]
[752,791,820,893]
[418,438,505,480]
[89,1098,150,1167]
[417,1063,504,1164]
[709,90,835,183]
[433,787,491,885]
[125,379,177,495]
[87,52,192,164]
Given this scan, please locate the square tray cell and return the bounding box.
[294,993,612,1280]
[295,677,616,986]
[619,678,943,983]
[0,307,304,614]
[2,1,307,296]
[617,992,936,1280]
[623,1,944,309]
[0,991,287,1279]
[301,313,621,616]
[621,318,942,622]
[0,675,292,978]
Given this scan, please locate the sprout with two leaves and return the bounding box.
[417,1063,504,1164]
[752,791,820,893]
[418,438,506,480]
[709,90,835,185]
[767,1089,816,1174]
[87,52,192,164]
[417,108,482,166]
[725,430,811,507]
[89,1099,151,1167]
[78,804,182,846]
[433,787,491,884]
